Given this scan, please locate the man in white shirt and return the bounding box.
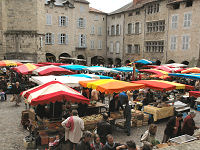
[61,109,84,150]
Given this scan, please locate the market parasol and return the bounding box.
[29,76,94,87]
[66,74,113,79]
[60,65,87,71]
[21,81,89,105]
[12,63,39,75]
[189,91,200,98]
[181,67,200,74]
[134,59,155,65]
[168,73,200,80]
[79,79,144,94]
[0,60,23,66]
[164,63,187,68]
[38,62,70,66]
[139,69,169,76]
[83,66,119,73]
[33,65,74,76]
[132,80,194,91]
[113,67,139,72]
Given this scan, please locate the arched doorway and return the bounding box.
[77,55,85,59]
[107,58,113,66]
[59,53,71,63]
[91,56,105,65]
[167,60,175,64]
[181,61,189,65]
[115,58,121,67]
[155,60,161,65]
[46,53,56,62]
[125,60,131,65]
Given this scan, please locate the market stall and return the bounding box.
[11,63,39,75]
[66,74,113,79]
[83,66,119,73]
[32,65,74,76]
[0,60,23,66]
[60,65,87,71]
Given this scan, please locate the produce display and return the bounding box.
[81,114,103,124]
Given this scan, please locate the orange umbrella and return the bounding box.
[79,79,144,94]
[0,60,23,66]
[181,67,200,74]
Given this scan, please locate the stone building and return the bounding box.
[0,0,107,65]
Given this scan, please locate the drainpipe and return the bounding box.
[122,13,125,65]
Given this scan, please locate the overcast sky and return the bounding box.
[87,0,133,13]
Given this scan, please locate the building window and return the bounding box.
[127,45,132,53]
[94,15,99,21]
[128,23,132,34]
[146,20,165,33]
[79,34,86,47]
[98,40,102,49]
[59,16,68,26]
[91,26,95,35]
[145,41,164,53]
[90,40,95,49]
[183,12,192,28]
[58,34,68,45]
[98,27,102,35]
[111,25,115,36]
[116,24,120,35]
[110,42,114,53]
[134,45,140,54]
[46,14,52,25]
[112,16,115,20]
[170,36,177,50]
[136,10,140,15]
[117,15,121,18]
[147,3,159,14]
[45,33,54,45]
[171,15,178,29]
[107,27,110,35]
[116,42,120,54]
[78,18,86,28]
[186,0,193,7]
[128,13,133,16]
[182,35,190,50]
[173,3,180,9]
[135,22,140,34]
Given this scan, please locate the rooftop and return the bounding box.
[89,7,107,14]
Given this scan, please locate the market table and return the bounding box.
[88,102,107,113]
[143,105,174,122]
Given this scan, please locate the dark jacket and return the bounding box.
[76,140,92,150]
[102,143,121,150]
[182,115,198,136]
[11,84,22,94]
[164,116,182,137]
[123,104,131,121]
[109,99,124,113]
[97,120,112,144]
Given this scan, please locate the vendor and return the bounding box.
[109,94,124,115]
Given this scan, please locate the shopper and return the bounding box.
[97,113,112,145]
[182,111,199,136]
[11,81,22,106]
[162,113,183,143]
[102,134,122,150]
[61,109,84,150]
[76,131,93,150]
[91,134,104,150]
[123,99,132,136]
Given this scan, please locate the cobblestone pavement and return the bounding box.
[0,95,200,149]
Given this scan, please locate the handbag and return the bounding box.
[10,95,14,102]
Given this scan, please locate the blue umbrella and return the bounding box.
[135,59,155,65]
[168,73,200,80]
[113,67,139,73]
[60,65,87,71]
[66,74,113,79]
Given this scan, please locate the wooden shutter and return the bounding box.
[65,34,68,45]
[139,22,142,34]
[65,16,68,26]
[59,16,62,26]
[51,33,55,44]
[132,22,135,34]
[58,34,61,44]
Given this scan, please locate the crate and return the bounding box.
[40,136,49,145]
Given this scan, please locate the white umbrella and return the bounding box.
[30,76,93,87]
[83,66,119,73]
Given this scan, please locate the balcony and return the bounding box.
[76,45,87,50]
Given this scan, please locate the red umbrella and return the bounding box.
[33,65,74,76]
[38,62,70,66]
[189,91,200,98]
[12,63,39,75]
[21,81,89,105]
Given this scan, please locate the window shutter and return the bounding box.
[52,33,55,44]
[83,19,86,28]
[132,22,135,34]
[119,25,121,35]
[59,16,61,26]
[114,25,116,35]
[139,22,142,34]
[45,34,47,44]
[126,45,128,53]
[65,34,68,45]
[58,34,61,44]
[109,26,111,36]
[83,35,86,47]
[126,25,128,34]
[79,34,81,47]
[65,16,68,26]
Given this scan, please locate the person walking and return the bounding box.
[124,99,132,136]
[162,113,183,143]
[61,109,84,150]
[97,113,112,145]
[182,111,199,136]
[11,82,22,106]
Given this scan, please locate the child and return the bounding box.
[53,135,60,146]
[0,89,5,102]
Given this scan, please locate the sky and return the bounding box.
[87,0,133,13]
